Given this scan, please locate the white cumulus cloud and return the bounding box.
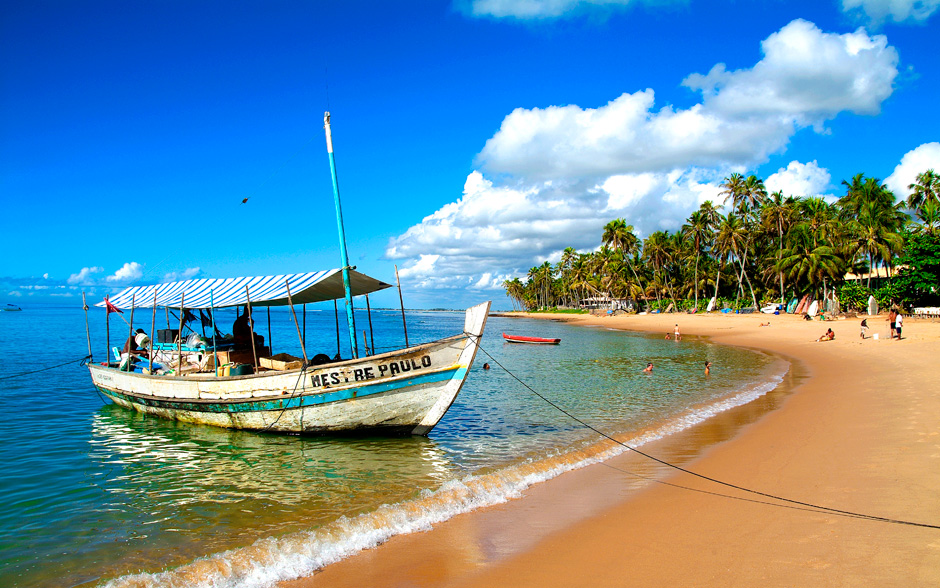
[765,160,833,198]
[464,0,653,20]
[387,20,902,304]
[67,266,103,285]
[163,267,203,281]
[479,20,897,182]
[842,0,940,24]
[106,262,144,283]
[683,19,897,120]
[884,142,940,201]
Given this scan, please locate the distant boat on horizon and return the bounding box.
[1,303,22,312]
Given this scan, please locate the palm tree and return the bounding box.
[761,191,797,303]
[915,199,940,236]
[602,219,643,299]
[715,213,757,308]
[710,213,732,306]
[720,173,766,217]
[593,246,619,307]
[644,231,678,307]
[698,200,722,227]
[908,169,940,212]
[681,210,712,310]
[778,239,843,298]
[839,175,905,286]
[502,278,526,311]
[741,175,768,216]
[556,247,579,306]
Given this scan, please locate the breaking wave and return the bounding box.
[102,365,787,588]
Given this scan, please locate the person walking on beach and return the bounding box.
[895,311,903,340]
[674,324,681,341]
[860,318,869,339]
[642,362,653,374]
[704,361,712,375]
[887,309,897,339]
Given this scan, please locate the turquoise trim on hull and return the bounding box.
[96,366,467,414]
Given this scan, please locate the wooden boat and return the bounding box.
[502,333,561,345]
[84,112,491,435]
[88,297,489,435]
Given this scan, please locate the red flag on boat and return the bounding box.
[104,297,123,315]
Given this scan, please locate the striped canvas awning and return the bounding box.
[97,269,392,310]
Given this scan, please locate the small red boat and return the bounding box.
[502,333,561,345]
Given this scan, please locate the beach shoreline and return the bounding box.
[282,311,940,587]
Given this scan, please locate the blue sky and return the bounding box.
[2,0,939,310]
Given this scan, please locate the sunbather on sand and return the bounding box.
[816,328,834,342]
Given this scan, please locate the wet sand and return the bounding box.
[282,311,940,587]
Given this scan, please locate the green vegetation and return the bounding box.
[503,170,940,312]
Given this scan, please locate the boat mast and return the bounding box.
[324,111,358,359]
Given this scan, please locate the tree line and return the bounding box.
[503,170,940,312]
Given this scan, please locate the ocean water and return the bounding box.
[0,304,787,588]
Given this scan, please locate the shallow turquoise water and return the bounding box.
[0,305,783,587]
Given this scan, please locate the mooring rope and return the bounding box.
[0,355,92,381]
[260,363,310,433]
[468,334,940,530]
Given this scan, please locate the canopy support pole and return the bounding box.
[125,294,136,372]
[149,289,157,374]
[285,280,308,365]
[267,306,272,356]
[246,286,258,370]
[81,291,92,361]
[365,293,375,356]
[105,298,110,367]
[210,290,218,376]
[176,294,185,374]
[395,264,409,348]
[334,300,340,358]
[324,112,358,359]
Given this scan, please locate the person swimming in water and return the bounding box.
[705,361,712,375]
[642,362,653,374]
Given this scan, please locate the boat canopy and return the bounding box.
[96,269,392,310]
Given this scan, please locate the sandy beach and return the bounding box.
[282,311,940,587]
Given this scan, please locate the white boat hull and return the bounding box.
[89,302,490,435]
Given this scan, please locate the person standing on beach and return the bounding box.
[674,324,681,341]
[895,312,903,340]
[642,362,653,373]
[887,309,897,339]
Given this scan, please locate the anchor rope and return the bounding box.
[0,355,92,380]
[468,334,940,530]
